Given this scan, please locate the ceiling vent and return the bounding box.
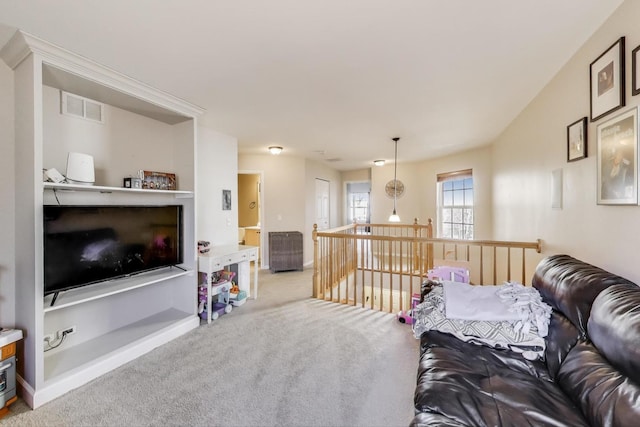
[60,91,104,123]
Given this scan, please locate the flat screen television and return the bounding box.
[43,205,183,304]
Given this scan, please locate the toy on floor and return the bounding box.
[198,271,234,322]
[210,301,233,320]
[397,293,421,324]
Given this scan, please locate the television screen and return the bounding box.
[43,205,183,297]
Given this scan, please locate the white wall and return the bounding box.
[369,145,493,237]
[417,145,494,239]
[42,86,181,188]
[238,153,306,268]
[492,0,640,282]
[0,59,15,326]
[197,126,238,246]
[370,161,423,224]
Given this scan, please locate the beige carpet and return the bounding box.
[2,267,420,426]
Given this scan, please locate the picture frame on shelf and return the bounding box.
[596,107,638,205]
[141,170,176,190]
[632,44,640,96]
[123,177,143,189]
[590,37,625,122]
[567,117,588,162]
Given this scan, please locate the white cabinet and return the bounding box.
[0,30,204,408]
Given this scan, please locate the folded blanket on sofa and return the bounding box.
[443,281,525,321]
[443,281,552,337]
[413,283,552,360]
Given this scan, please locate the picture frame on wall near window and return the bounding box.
[632,44,640,96]
[590,37,625,122]
[567,117,588,162]
[596,107,638,205]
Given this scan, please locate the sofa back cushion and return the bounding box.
[544,311,580,380]
[557,341,640,427]
[588,284,640,385]
[532,254,635,337]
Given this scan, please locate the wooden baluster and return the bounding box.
[507,247,511,282]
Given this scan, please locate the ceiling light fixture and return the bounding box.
[268,146,283,155]
[373,159,385,166]
[388,137,401,223]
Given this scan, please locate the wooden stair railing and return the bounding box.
[312,219,542,313]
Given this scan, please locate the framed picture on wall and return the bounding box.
[567,117,588,162]
[590,37,625,122]
[596,107,638,205]
[222,189,232,210]
[632,44,640,96]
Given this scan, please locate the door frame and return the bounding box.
[315,178,331,230]
[238,170,265,269]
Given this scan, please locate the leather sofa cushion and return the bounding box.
[544,311,580,380]
[532,255,634,337]
[416,331,588,427]
[587,284,640,385]
[410,411,467,427]
[557,341,640,427]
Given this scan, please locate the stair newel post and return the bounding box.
[312,223,319,298]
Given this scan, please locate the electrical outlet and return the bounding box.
[56,325,76,339]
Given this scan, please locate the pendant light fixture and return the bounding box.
[388,137,401,223]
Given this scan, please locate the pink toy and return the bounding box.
[397,293,421,324]
[427,265,470,283]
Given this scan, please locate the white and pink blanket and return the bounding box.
[413,281,552,360]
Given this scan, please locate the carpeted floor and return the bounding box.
[1,267,420,426]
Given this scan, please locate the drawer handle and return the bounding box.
[0,362,12,371]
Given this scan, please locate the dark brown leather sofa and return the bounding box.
[411,254,640,426]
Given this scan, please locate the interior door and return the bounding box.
[315,178,330,230]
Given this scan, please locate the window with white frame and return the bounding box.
[437,169,474,240]
[348,192,370,223]
[346,182,371,224]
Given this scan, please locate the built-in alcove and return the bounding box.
[1,30,204,408]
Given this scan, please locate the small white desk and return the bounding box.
[198,244,259,300]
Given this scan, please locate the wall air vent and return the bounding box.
[60,91,104,123]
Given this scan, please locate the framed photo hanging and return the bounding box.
[632,44,640,96]
[596,107,638,205]
[590,37,625,122]
[567,117,588,162]
[222,189,232,210]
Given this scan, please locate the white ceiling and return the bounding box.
[0,0,624,170]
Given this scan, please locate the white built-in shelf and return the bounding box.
[43,308,195,382]
[43,267,194,313]
[43,182,194,198]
